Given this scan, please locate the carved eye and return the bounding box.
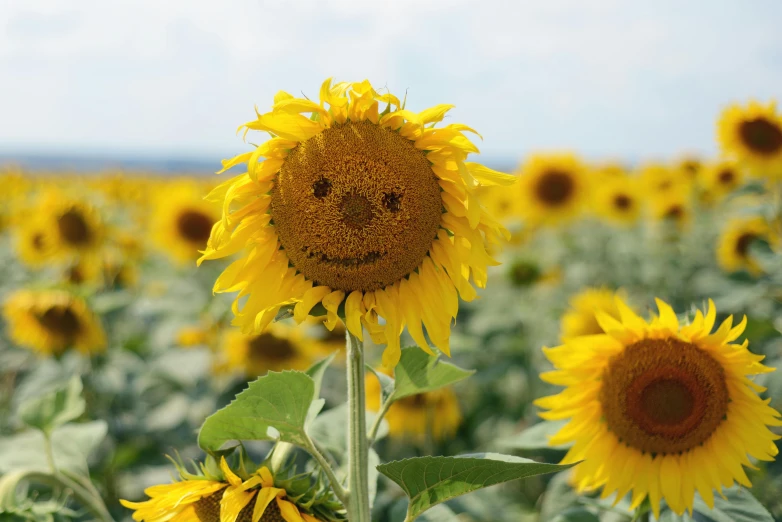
[382,192,402,212]
[313,178,332,198]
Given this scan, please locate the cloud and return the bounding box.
[1,0,781,164]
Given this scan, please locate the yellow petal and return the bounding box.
[277,498,304,522]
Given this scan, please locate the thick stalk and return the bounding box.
[346,330,371,521]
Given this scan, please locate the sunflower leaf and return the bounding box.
[198,370,316,452]
[377,453,573,520]
[17,376,85,435]
[305,352,337,399]
[390,346,474,402]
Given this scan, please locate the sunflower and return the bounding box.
[121,456,338,522]
[718,100,782,177]
[591,174,642,226]
[537,298,781,518]
[698,159,745,201]
[676,156,702,179]
[476,181,520,224]
[218,322,315,377]
[561,288,625,340]
[717,216,775,276]
[3,289,106,356]
[40,192,106,260]
[152,181,221,264]
[516,153,588,225]
[639,163,691,196]
[650,191,691,227]
[366,370,462,442]
[14,217,58,267]
[199,79,513,367]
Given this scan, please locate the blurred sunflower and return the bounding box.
[366,371,462,442]
[3,289,106,356]
[218,323,315,377]
[639,163,690,196]
[718,100,782,177]
[200,79,513,367]
[476,182,520,224]
[698,159,744,201]
[650,192,691,227]
[591,175,642,226]
[676,156,702,179]
[561,288,625,340]
[537,298,781,518]
[516,153,588,225]
[152,182,220,264]
[121,456,339,522]
[41,193,106,260]
[717,216,775,276]
[14,218,58,267]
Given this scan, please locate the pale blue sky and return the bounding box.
[1,0,781,166]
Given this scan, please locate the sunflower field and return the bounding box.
[1,81,781,522]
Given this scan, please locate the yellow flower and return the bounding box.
[14,217,58,267]
[218,323,315,378]
[718,100,782,178]
[516,153,588,226]
[561,288,625,340]
[3,289,106,356]
[41,192,106,260]
[717,216,775,276]
[121,457,326,522]
[476,181,520,224]
[676,155,703,179]
[649,191,692,227]
[177,325,211,347]
[591,174,642,226]
[199,79,513,367]
[366,371,462,442]
[537,298,781,518]
[152,181,221,264]
[639,163,691,196]
[697,159,744,201]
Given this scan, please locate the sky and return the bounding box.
[1,0,782,166]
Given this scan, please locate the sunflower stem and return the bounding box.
[302,434,348,506]
[346,330,371,521]
[366,397,393,446]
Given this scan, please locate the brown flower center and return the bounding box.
[248,333,296,363]
[32,233,45,251]
[718,169,735,185]
[613,194,632,211]
[600,338,728,454]
[271,120,442,292]
[535,170,574,206]
[37,306,81,339]
[739,117,782,155]
[177,210,213,243]
[58,210,92,246]
[665,205,684,220]
[193,489,285,522]
[735,233,757,257]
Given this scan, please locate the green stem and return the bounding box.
[346,330,371,522]
[367,397,393,446]
[269,442,294,474]
[43,433,57,473]
[302,435,348,506]
[57,471,115,522]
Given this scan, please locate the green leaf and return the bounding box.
[377,452,573,520]
[17,376,85,434]
[366,365,395,403]
[498,420,571,451]
[390,347,474,402]
[660,487,773,522]
[0,421,107,476]
[550,508,600,522]
[198,370,317,452]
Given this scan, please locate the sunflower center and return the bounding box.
[58,210,91,246]
[535,170,574,206]
[718,169,735,185]
[248,333,296,362]
[177,210,213,243]
[613,194,632,210]
[399,393,429,409]
[600,337,728,454]
[735,233,757,257]
[739,118,782,155]
[32,233,45,250]
[194,489,282,522]
[271,120,442,292]
[665,205,684,220]
[37,307,81,338]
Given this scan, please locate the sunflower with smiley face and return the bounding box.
[199,79,513,367]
